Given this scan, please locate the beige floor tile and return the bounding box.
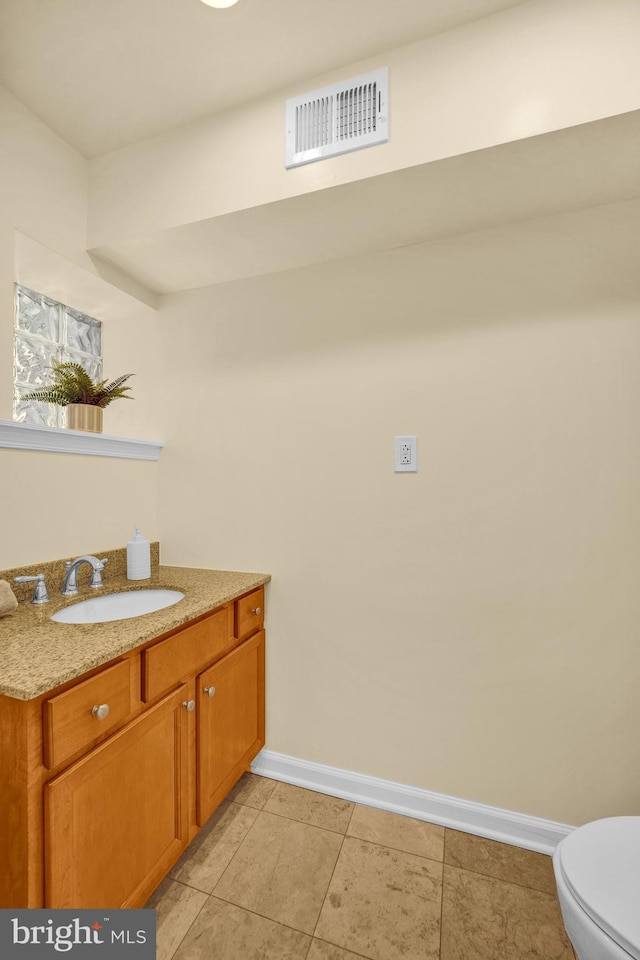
[173,897,311,960]
[170,800,259,893]
[444,829,558,894]
[213,810,343,934]
[441,864,575,960]
[226,772,278,809]
[308,939,370,960]
[264,781,354,833]
[315,836,442,960]
[347,804,444,862]
[146,877,208,960]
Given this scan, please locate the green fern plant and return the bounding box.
[23,360,134,408]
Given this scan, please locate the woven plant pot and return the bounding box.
[66,403,103,433]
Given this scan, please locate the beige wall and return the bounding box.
[158,202,640,827]
[0,86,161,568]
[0,452,159,569]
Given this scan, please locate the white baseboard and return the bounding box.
[251,749,574,855]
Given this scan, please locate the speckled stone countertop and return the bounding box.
[0,565,270,702]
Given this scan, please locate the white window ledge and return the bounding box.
[0,420,163,461]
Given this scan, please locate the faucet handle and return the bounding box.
[89,557,109,589]
[14,573,49,605]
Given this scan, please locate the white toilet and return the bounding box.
[553,817,640,960]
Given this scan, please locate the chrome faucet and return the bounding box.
[61,556,109,596]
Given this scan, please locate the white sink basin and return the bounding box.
[51,589,185,624]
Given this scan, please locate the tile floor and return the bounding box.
[147,774,577,960]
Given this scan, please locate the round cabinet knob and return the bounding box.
[92,703,110,720]
[182,699,196,713]
[203,686,216,698]
[251,607,262,616]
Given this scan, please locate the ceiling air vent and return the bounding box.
[285,67,388,169]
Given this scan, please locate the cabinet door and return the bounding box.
[45,686,190,909]
[197,630,265,826]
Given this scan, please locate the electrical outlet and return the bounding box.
[394,435,417,473]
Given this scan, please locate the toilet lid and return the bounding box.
[557,817,640,960]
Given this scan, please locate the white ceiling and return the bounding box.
[0,0,526,158]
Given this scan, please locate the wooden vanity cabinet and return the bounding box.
[0,587,266,910]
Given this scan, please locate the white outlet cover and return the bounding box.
[394,435,418,473]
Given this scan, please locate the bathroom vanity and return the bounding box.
[0,561,268,909]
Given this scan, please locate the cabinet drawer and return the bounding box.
[235,587,264,641]
[142,606,232,702]
[43,659,132,769]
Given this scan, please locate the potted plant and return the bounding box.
[23,360,134,433]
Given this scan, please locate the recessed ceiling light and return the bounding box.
[199,0,240,7]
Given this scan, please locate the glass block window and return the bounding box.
[13,285,103,427]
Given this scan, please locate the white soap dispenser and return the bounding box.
[127,525,151,581]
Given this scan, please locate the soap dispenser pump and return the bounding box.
[127,525,151,581]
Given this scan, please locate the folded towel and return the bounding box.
[0,580,19,616]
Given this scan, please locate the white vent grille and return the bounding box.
[286,68,388,169]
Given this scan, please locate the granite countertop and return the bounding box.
[0,565,270,702]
